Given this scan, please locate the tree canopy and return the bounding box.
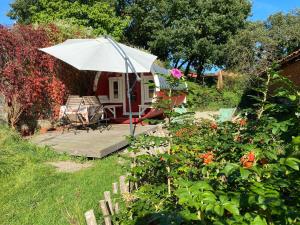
[7,0,129,39]
[123,0,251,75]
[225,9,300,74]
[7,0,300,77]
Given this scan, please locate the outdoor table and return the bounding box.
[59,105,99,124]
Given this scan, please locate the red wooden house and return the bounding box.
[93,64,187,123]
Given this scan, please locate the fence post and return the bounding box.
[84,210,97,225]
[119,175,128,194]
[114,202,120,214]
[112,182,118,194]
[99,200,112,225]
[104,191,114,215]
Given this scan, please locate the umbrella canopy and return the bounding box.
[40,36,158,136]
[40,37,157,73]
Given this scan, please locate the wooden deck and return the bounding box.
[31,124,157,158]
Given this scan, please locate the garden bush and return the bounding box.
[117,69,300,225]
[187,75,246,111]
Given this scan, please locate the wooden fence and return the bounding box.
[85,174,130,225]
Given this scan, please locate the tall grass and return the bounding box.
[0,125,62,177]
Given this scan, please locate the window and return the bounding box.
[113,81,119,99]
[109,77,123,102]
[143,77,155,103]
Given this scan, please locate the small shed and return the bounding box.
[93,64,187,123]
[278,49,300,87]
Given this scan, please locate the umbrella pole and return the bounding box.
[125,58,134,137]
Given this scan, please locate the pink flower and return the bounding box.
[170,68,183,79]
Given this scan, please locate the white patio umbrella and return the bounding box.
[40,36,157,136]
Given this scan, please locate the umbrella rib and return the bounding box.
[105,37,139,77]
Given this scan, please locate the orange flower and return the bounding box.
[239,119,247,126]
[240,152,255,168]
[199,152,214,165]
[248,152,255,162]
[175,128,188,137]
[243,161,253,168]
[210,123,218,130]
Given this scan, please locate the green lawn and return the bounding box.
[0,126,128,225]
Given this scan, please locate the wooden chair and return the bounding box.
[61,95,85,133]
[82,96,110,131]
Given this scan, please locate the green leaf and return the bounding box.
[250,216,268,225]
[193,181,213,191]
[223,202,240,215]
[222,163,239,176]
[292,136,300,145]
[214,205,224,216]
[202,191,217,203]
[272,126,279,135]
[219,195,228,203]
[289,95,297,101]
[179,210,199,221]
[285,158,300,170]
[240,167,251,179]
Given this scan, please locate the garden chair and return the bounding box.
[217,108,237,123]
[61,95,85,133]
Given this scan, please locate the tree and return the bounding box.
[123,0,251,76]
[225,9,300,75]
[7,0,129,39]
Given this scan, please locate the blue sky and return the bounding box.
[0,0,299,25]
[250,0,300,20]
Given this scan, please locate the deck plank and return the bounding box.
[31,124,157,158]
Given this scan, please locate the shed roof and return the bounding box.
[151,64,187,91]
[278,48,300,66]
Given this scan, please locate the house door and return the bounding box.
[124,74,141,115]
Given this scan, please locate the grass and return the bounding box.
[0,126,128,225]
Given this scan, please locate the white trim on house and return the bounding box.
[109,76,124,103]
[122,74,126,115]
[141,73,156,104]
[141,73,145,105]
[153,73,161,92]
[93,72,101,92]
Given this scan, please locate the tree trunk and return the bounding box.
[196,65,204,81]
[177,59,188,69]
[174,59,180,68]
[184,60,193,76]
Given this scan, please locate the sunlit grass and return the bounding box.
[0,126,127,225]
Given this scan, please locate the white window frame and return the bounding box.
[109,77,123,103]
[142,75,156,103]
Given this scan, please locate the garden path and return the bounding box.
[46,160,93,173]
[195,111,219,121]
